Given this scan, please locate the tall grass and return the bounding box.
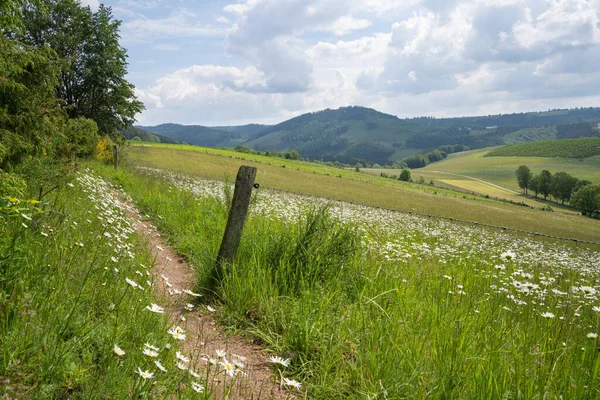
[96,162,600,399]
[0,169,217,398]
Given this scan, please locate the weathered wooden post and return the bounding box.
[113,145,118,170]
[214,165,257,279]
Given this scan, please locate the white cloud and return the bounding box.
[130,0,600,125]
[324,16,372,36]
[121,9,226,43]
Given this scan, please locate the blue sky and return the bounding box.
[81,0,600,126]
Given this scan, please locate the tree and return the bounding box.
[529,174,541,197]
[20,1,144,142]
[399,168,411,181]
[515,165,532,195]
[571,184,600,217]
[550,171,578,205]
[538,170,552,200]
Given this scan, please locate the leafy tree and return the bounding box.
[550,171,578,204]
[571,184,600,217]
[537,170,553,200]
[515,165,532,194]
[529,174,541,197]
[399,168,411,181]
[19,0,144,141]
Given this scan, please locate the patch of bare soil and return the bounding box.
[116,197,292,399]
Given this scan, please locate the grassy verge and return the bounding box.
[0,168,217,398]
[95,162,600,399]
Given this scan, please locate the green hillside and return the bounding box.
[486,137,600,158]
[138,123,244,147]
[121,126,180,144]
[139,106,600,166]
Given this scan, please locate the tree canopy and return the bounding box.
[18,0,143,142]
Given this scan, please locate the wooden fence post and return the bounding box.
[113,145,118,170]
[214,165,257,279]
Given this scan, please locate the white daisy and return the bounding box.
[145,303,164,314]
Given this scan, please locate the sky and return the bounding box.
[81,0,600,126]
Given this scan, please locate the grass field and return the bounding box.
[127,143,600,243]
[419,148,600,191]
[92,162,600,399]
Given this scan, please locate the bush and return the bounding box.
[94,136,116,164]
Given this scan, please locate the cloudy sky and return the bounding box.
[82,0,600,126]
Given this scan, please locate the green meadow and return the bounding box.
[88,155,600,399]
[128,143,600,243]
[419,148,600,191]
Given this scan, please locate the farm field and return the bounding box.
[365,168,578,213]
[420,148,600,191]
[90,162,600,399]
[127,144,600,242]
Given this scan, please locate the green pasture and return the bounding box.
[420,148,600,190]
[127,144,600,242]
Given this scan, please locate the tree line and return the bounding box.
[515,166,599,217]
[1,0,141,198]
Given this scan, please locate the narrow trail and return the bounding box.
[115,193,290,399]
[430,170,521,194]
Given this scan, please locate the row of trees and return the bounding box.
[1,0,142,176]
[515,166,599,217]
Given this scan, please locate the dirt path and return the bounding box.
[116,194,290,399]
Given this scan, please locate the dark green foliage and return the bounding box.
[399,168,411,182]
[139,123,241,147]
[487,137,600,158]
[19,0,144,140]
[571,184,600,217]
[404,154,428,168]
[538,170,552,200]
[550,172,578,204]
[515,165,532,194]
[556,121,599,139]
[121,126,178,144]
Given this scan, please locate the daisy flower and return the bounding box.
[191,382,204,393]
[176,351,190,363]
[183,289,202,297]
[154,360,167,372]
[283,378,302,389]
[206,305,216,312]
[220,359,236,377]
[144,343,159,352]
[215,349,226,358]
[125,277,141,289]
[541,312,555,319]
[268,356,291,367]
[177,362,189,371]
[145,303,164,314]
[587,332,598,339]
[168,326,186,341]
[136,368,154,379]
[143,348,159,358]
[113,344,125,356]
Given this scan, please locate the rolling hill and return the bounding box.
[121,126,180,144]
[137,123,245,148]
[136,106,600,165]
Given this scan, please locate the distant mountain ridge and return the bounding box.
[136,106,600,165]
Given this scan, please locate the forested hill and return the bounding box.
[121,126,180,144]
[138,106,600,165]
[137,123,245,147]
